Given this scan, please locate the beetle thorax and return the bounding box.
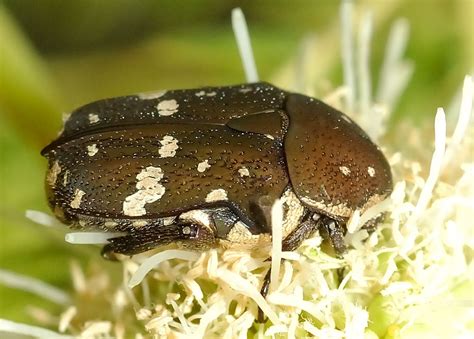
[217,188,306,250]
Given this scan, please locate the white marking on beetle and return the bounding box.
[300,196,353,218]
[47,161,61,187]
[87,144,99,156]
[280,188,306,238]
[63,170,70,186]
[62,112,71,123]
[88,113,100,124]
[368,166,376,177]
[221,221,271,250]
[132,220,148,228]
[265,134,275,140]
[341,115,352,124]
[197,160,211,173]
[182,226,191,235]
[195,90,217,97]
[104,221,118,228]
[123,166,165,217]
[205,189,228,202]
[226,221,253,242]
[157,99,179,116]
[138,90,166,100]
[239,87,252,93]
[70,189,85,209]
[339,166,351,176]
[179,210,211,227]
[238,167,250,177]
[158,135,179,158]
[162,216,176,226]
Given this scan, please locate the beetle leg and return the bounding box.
[318,216,347,256]
[257,216,320,322]
[100,222,203,260]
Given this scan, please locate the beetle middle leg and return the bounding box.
[257,214,347,322]
[257,215,321,322]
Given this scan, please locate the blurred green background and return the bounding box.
[0,0,472,325]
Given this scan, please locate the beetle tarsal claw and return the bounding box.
[318,217,347,256]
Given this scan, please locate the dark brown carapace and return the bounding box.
[42,81,392,277]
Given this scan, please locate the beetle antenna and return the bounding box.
[231,8,259,83]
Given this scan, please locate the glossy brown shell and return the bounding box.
[42,83,288,233]
[42,82,392,233]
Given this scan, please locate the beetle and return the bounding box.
[42,82,392,319]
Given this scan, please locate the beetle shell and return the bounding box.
[42,82,392,252]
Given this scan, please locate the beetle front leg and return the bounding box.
[258,216,320,322]
[101,221,212,260]
[318,216,347,257]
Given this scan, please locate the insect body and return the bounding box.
[42,82,392,259]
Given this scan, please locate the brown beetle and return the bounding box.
[42,82,392,320]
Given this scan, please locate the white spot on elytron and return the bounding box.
[239,88,252,93]
[123,166,165,217]
[265,134,275,140]
[63,170,70,186]
[238,167,250,177]
[182,226,191,235]
[205,189,228,202]
[159,135,179,158]
[157,99,179,116]
[70,189,85,209]
[195,90,217,97]
[368,166,376,177]
[133,220,148,228]
[87,144,98,156]
[88,113,100,124]
[197,160,211,173]
[138,90,166,100]
[47,161,61,186]
[339,166,351,176]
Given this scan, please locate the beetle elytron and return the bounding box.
[42,82,392,264]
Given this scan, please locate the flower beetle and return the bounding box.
[42,82,392,278]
